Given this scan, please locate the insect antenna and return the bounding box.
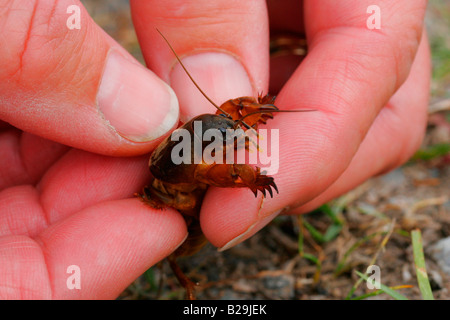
[156,29,231,118]
[232,108,316,153]
[234,108,317,130]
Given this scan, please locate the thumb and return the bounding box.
[130,0,269,122]
[0,0,179,156]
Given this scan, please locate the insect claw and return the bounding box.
[267,186,273,198]
[262,189,266,198]
[272,182,279,194]
[252,189,258,198]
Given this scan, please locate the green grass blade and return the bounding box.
[411,229,435,300]
[302,205,343,244]
[320,203,343,225]
[350,285,413,300]
[412,143,450,161]
[355,271,408,300]
[302,219,325,243]
[335,232,383,276]
[323,224,343,242]
[143,268,158,292]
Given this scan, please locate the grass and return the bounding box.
[350,229,435,300]
[297,215,323,284]
[296,201,438,300]
[297,204,345,283]
[411,143,450,161]
[299,204,343,245]
[430,35,450,84]
[411,229,435,300]
[353,271,409,300]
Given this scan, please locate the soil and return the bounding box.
[81,0,450,300]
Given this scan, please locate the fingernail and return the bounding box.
[97,50,179,142]
[218,209,282,252]
[170,52,253,122]
[174,232,189,251]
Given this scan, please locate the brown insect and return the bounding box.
[138,29,314,299]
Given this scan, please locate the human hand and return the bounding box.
[130,0,430,250]
[0,0,187,299]
[0,0,430,299]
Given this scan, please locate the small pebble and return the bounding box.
[430,237,450,276]
[262,275,295,299]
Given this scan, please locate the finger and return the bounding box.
[38,150,151,224]
[0,0,179,156]
[0,130,68,189]
[292,28,431,214]
[0,149,150,237]
[130,0,269,121]
[0,199,187,299]
[200,0,428,249]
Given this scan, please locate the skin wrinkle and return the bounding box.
[152,0,254,23]
[382,104,426,170]
[304,30,407,142]
[32,235,55,299]
[28,186,49,236]
[385,17,424,87]
[3,191,23,235]
[382,33,429,169]
[18,133,40,185]
[0,130,28,187]
[0,235,52,299]
[15,3,102,100]
[37,176,65,226]
[308,24,421,95]
[1,185,50,236]
[156,14,233,28]
[374,107,411,172]
[0,2,13,39]
[290,35,389,126]
[47,0,58,27]
[313,27,399,92]
[52,35,90,94]
[17,144,31,185]
[17,0,38,75]
[43,36,73,82]
[31,14,90,90]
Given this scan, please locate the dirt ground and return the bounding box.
[81,0,450,300]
